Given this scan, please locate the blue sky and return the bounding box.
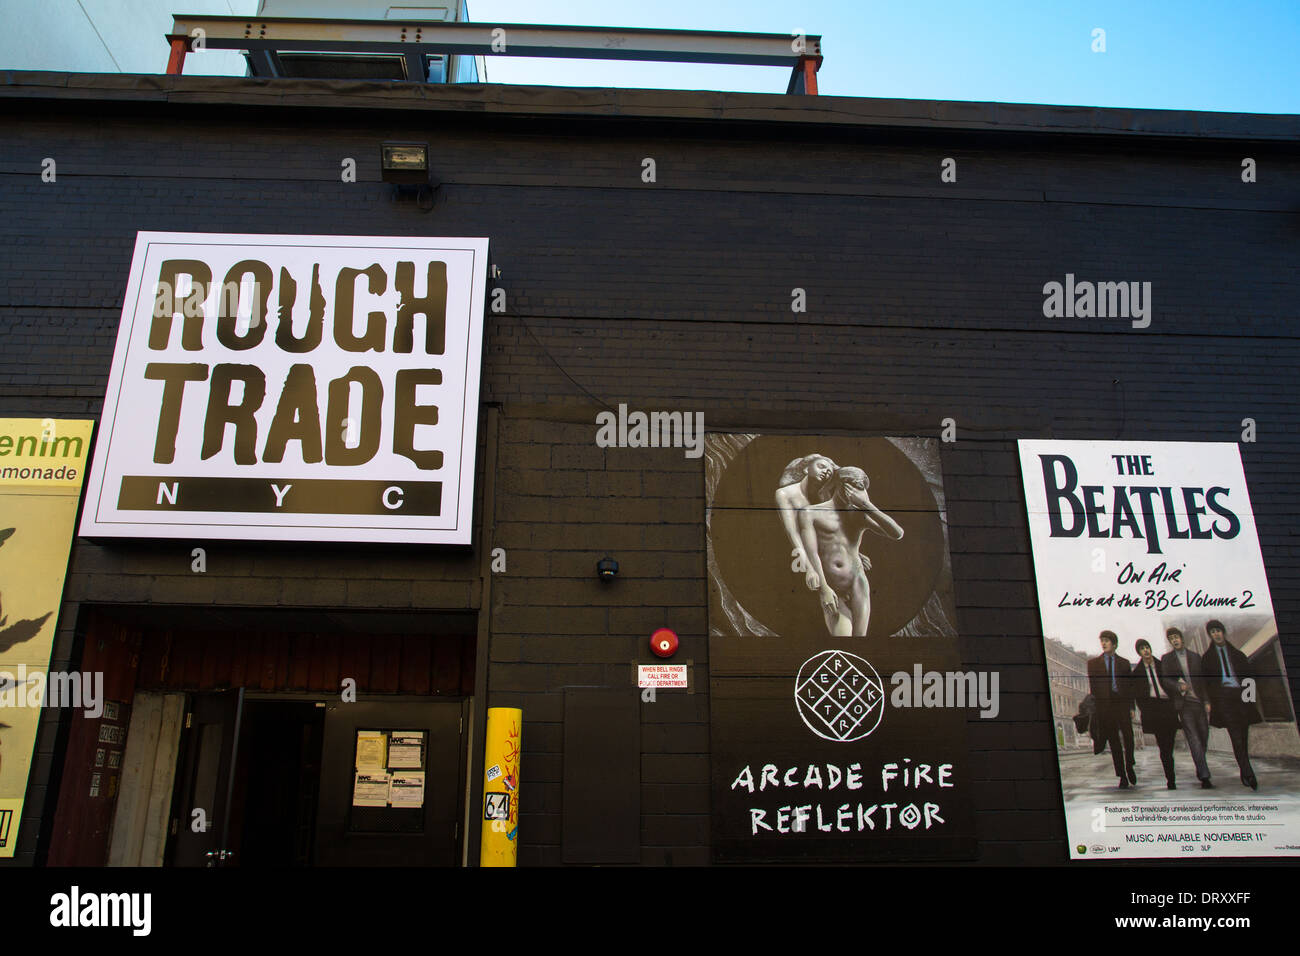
[471,0,1300,113]
[12,1,1293,114]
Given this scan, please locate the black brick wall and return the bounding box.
[1,82,1297,866]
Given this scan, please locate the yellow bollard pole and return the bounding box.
[479,707,522,867]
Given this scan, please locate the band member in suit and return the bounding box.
[1200,619,1260,790]
[1132,639,1180,789]
[1087,630,1136,788]
[1161,627,1213,788]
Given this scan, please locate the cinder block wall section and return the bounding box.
[488,415,708,865]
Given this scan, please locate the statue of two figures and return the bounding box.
[775,455,904,637]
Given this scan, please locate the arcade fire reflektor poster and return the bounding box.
[707,434,977,862]
[1018,440,1300,860]
[0,418,93,857]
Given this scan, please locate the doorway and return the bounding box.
[229,699,325,866]
[46,608,479,867]
[164,692,465,866]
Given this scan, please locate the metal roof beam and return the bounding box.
[170,16,822,68]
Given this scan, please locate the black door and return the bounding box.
[314,700,465,866]
[166,689,244,867]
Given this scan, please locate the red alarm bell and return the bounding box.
[650,627,679,658]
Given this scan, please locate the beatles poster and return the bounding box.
[1018,440,1300,859]
[0,418,93,857]
[707,435,977,862]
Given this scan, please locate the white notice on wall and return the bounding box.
[638,664,688,689]
[388,731,424,768]
[352,771,391,807]
[389,771,425,808]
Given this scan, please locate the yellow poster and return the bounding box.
[0,418,93,857]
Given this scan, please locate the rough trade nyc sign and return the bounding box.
[82,233,489,544]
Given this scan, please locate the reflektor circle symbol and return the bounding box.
[794,650,885,742]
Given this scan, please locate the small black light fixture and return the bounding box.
[380,142,430,183]
[596,556,619,581]
[381,141,438,209]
